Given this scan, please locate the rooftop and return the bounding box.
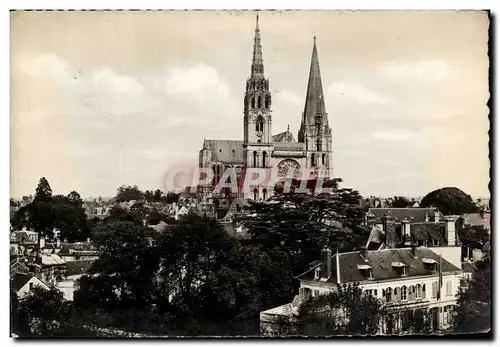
[297,247,461,285]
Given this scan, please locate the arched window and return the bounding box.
[385,288,392,302]
[263,188,267,200]
[422,284,426,299]
[256,116,264,132]
[257,96,262,109]
[416,284,422,299]
[311,153,316,167]
[401,286,407,301]
[322,153,326,165]
[253,151,257,167]
[394,287,400,302]
[265,94,271,108]
[251,96,255,109]
[262,151,267,167]
[253,188,258,200]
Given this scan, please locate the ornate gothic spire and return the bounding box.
[303,36,326,121]
[251,13,264,76]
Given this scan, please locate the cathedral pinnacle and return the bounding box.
[251,13,264,76]
[303,36,326,120]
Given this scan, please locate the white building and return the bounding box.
[11,273,50,298]
[260,246,462,336]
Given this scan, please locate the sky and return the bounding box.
[10,10,490,199]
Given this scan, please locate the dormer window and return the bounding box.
[391,261,407,276]
[314,267,321,280]
[422,258,438,272]
[357,264,373,280]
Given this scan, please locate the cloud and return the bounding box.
[91,69,145,96]
[327,81,393,106]
[164,64,230,103]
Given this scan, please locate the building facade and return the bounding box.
[198,15,333,201]
[260,246,463,336]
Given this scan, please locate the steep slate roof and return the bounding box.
[11,273,32,292]
[410,222,446,243]
[297,247,460,285]
[368,208,439,223]
[272,131,296,143]
[202,140,244,164]
[41,254,66,267]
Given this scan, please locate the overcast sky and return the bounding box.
[11,10,490,199]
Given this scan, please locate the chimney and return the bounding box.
[443,215,459,246]
[321,247,332,279]
[87,238,91,243]
[336,249,341,284]
[382,214,388,232]
[56,238,61,248]
[434,210,440,223]
[401,219,411,244]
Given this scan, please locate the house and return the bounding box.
[58,242,99,262]
[364,213,462,270]
[174,206,189,220]
[56,260,94,301]
[10,258,30,275]
[260,246,462,336]
[11,273,50,298]
[459,213,491,234]
[39,254,67,285]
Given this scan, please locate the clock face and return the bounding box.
[277,159,301,179]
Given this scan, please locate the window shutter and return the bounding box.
[422,284,426,298]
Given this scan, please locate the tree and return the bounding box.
[78,219,160,309]
[153,189,163,202]
[453,260,491,334]
[148,209,169,226]
[22,178,56,237]
[34,177,53,202]
[290,283,385,336]
[391,196,412,208]
[164,192,180,204]
[144,190,154,202]
[15,286,72,336]
[52,193,90,242]
[240,178,367,274]
[420,187,479,215]
[157,214,234,310]
[115,185,144,202]
[457,225,489,252]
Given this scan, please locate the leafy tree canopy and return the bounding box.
[420,187,479,215]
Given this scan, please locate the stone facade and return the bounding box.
[198,15,333,201]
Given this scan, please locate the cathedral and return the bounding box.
[198,14,333,201]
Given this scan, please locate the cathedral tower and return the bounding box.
[243,14,273,171]
[298,37,333,176]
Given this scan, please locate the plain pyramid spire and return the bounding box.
[303,36,326,122]
[251,13,264,76]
